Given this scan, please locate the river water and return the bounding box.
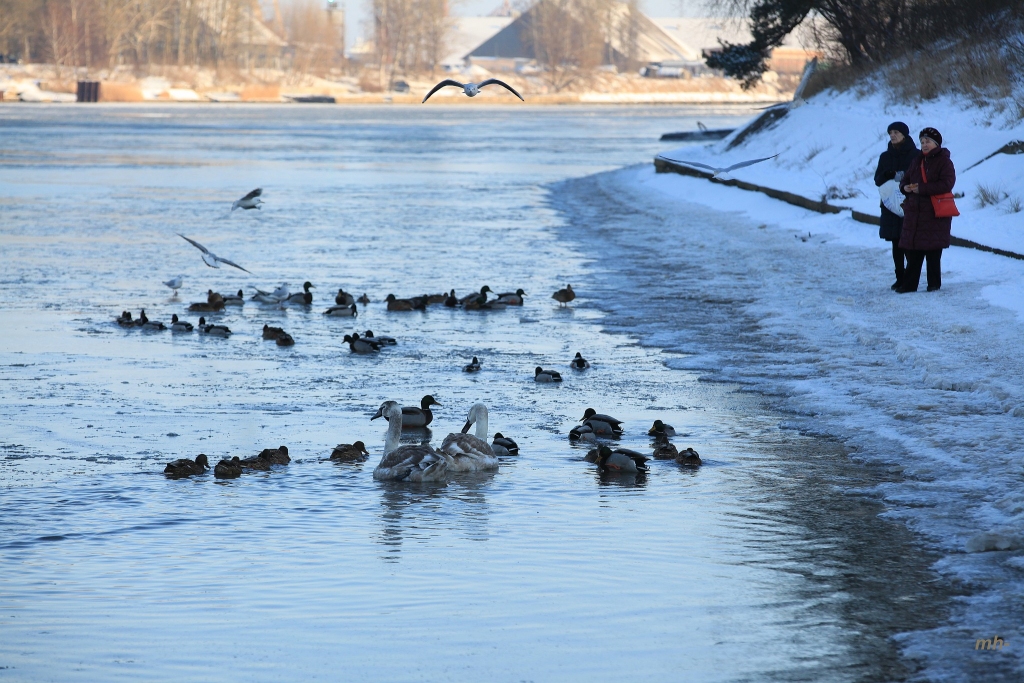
[0,104,953,681]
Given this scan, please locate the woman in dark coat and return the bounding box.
[898,127,956,293]
[874,121,917,289]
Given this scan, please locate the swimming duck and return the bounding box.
[276,333,295,347]
[284,281,314,305]
[324,304,358,317]
[648,420,676,438]
[197,317,231,336]
[570,352,590,370]
[677,447,702,466]
[116,311,134,327]
[214,456,243,479]
[459,286,492,307]
[652,442,678,460]
[552,284,575,307]
[495,288,526,306]
[443,289,458,307]
[424,293,448,305]
[590,445,650,473]
[568,423,598,442]
[330,441,369,462]
[534,367,562,383]
[335,288,355,306]
[222,289,244,306]
[371,401,450,481]
[138,310,166,331]
[464,356,481,373]
[187,300,223,312]
[363,330,396,345]
[580,408,623,435]
[357,293,371,305]
[262,324,286,340]
[384,395,441,429]
[343,333,378,354]
[491,433,519,456]
[170,314,193,332]
[386,294,426,311]
[207,290,225,307]
[164,453,209,479]
[240,445,290,471]
[440,403,499,471]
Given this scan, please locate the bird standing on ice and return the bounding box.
[422,79,524,103]
[163,276,183,296]
[232,188,263,211]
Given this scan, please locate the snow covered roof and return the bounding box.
[651,17,819,57]
[443,16,515,67]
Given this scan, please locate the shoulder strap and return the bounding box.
[920,159,928,183]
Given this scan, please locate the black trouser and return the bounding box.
[891,241,906,283]
[903,249,942,290]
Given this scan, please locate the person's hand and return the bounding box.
[905,183,919,193]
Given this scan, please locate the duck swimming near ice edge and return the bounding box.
[331,441,369,462]
[164,453,209,479]
[534,367,562,383]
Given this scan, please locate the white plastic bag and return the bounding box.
[879,178,904,217]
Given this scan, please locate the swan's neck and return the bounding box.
[384,407,403,455]
[475,410,488,440]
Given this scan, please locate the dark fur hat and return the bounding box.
[919,127,942,147]
[887,121,910,136]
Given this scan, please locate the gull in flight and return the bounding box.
[422,79,524,103]
[658,153,779,178]
[232,188,263,211]
[163,276,183,295]
[178,234,252,273]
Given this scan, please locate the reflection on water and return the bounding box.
[0,105,956,682]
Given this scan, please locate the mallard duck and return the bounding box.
[385,395,441,428]
[363,330,396,345]
[386,294,426,311]
[170,314,193,332]
[197,317,231,336]
[443,289,458,307]
[568,423,597,442]
[336,288,355,306]
[589,445,649,473]
[187,300,222,312]
[440,403,499,471]
[491,433,519,455]
[214,456,243,479]
[464,356,481,373]
[534,367,562,383]
[652,442,678,459]
[552,284,575,306]
[371,401,449,481]
[494,288,526,305]
[164,453,209,479]
[262,324,286,340]
[648,420,676,438]
[284,281,314,305]
[459,286,492,307]
[677,447,702,466]
[580,408,623,435]
[206,290,225,307]
[330,441,369,461]
[138,310,166,331]
[357,293,371,305]
[324,304,358,317]
[570,352,590,369]
[343,333,378,354]
[276,333,295,347]
[222,289,244,306]
[239,445,290,471]
[116,311,134,327]
[424,293,448,304]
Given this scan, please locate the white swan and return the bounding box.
[371,401,449,482]
[440,403,499,472]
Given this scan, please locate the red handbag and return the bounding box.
[921,160,960,218]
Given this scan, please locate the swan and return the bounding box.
[371,401,450,482]
[440,403,499,471]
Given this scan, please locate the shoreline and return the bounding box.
[0,94,788,106]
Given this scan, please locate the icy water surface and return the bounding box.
[1,105,951,681]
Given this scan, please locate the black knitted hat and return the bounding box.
[887,121,910,136]
[920,127,942,147]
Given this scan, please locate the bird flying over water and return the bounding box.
[178,234,251,273]
[657,153,779,178]
[232,188,263,211]
[422,79,524,103]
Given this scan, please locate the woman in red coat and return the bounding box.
[897,127,956,292]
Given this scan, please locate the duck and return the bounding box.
[363,330,396,345]
[534,367,562,383]
[252,284,289,304]
[552,284,575,307]
[262,324,286,340]
[491,433,519,456]
[590,445,650,473]
[138,310,166,331]
[443,289,458,307]
[284,281,315,306]
[424,292,448,305]
[206,289,225,307]
[464,356,481,373]
[652,442,678,460]
[188,291,225,312]
[495,288,526,306]
[222,289,244,306]
[330,441,369,462]
[276,333,295,347]
[386,294,426,311]
[459,286,492,307]
[214,456,243,479]
[580,408,623,435]
[343,333,378,354]
[116,311,134,327]
[371,401,450,482]
[568,422,597,442]
[170,314,193,332]
[164,453,209,479]
[357,293,371,305]
[335,288,355,306]
[570,352,590,370]
[239,445,290,471]
[677,447,702,466]
[385,395,441,429]
[197,317,231,336]
[648,420,676,438]
[440,403,499,471]
[324,303,358,317]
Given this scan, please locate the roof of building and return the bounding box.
[443,17,515,66]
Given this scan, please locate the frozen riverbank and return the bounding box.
[551,163,1024,681]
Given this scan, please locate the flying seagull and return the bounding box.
[178,234,252,273]
[232,188,263,211]
[163,276,183,295]
[658,153,780,178]
[422,79,524,103]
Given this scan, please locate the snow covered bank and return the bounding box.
[659,87,1024,258]
[552,163,1024,681]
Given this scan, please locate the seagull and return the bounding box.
[422,79,524,103]
[163,276,183,295]
[178,234,251,273]
[657,153,779,178]
[232,188,263,211]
